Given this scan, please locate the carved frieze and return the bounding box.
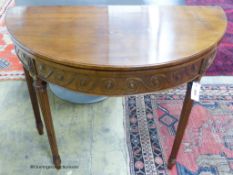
[200,49,217,74]
[15,46,37,77]
[34,60,203,96]
[14,46,217,96]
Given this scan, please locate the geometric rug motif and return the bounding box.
[125,84,233,175]
[0,0,24,80]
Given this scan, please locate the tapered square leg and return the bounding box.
[33,79,61,169]
[24,67,43,135]
[167,81,195,169]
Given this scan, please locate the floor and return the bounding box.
[0,80,129,175]
[0,77,232,175]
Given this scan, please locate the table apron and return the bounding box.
[15,46,216,96]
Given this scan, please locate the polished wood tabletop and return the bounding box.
[6,6,227,96]
[6,6,227,170]
[6,6,226,70]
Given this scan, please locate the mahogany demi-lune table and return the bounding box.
[5,6,226,170]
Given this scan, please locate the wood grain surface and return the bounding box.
[6,6,226,70]
[6,6,227,95]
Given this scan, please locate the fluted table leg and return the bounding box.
[33,79,61,169]
[24,67,43,135]
[167,80,196,169]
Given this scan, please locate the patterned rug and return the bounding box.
[125,84,233,175]
[0,0,23,80]
[186,0,233,76]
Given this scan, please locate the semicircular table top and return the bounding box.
[6,6,226,71]
[4,6,228,171]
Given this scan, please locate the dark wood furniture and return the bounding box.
[5,6,226,170]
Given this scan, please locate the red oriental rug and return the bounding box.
[186,0,233,76]
[0,0,24,80]
[125,84,233,175]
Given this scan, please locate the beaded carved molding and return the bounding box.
[15,46,216,96]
